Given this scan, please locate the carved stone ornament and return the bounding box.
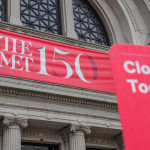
[0,86,117,111]
[69,124,91,135]
[3,117,28,128]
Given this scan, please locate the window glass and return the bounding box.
[20,0,61,34]
[73,0,110,46]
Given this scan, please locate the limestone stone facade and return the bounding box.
[0,0,149,150]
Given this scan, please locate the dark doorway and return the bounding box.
[21,142,59,150]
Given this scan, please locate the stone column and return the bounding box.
[68,125,91,150]
[3,117,28,150]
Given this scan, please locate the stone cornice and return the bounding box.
[3,117,28,128]
[0,21,109,52]
[0,75,116,104]
[0,86,117,111]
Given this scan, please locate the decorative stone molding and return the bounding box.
[86,136,116,147]
[3,117,28,128]
[69,124,91,135]
[144,0,150,11]
[22,127,59,141]
[0,86,117,111]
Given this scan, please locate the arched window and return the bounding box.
[20,0,61,34]
[0,0,6,21]
[73,0,110,46]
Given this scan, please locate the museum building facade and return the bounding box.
[0,0,149,150]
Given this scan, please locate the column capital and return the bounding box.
[69,124,91,135]
[3,117,28,128]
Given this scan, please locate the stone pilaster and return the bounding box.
[69,125,91,150]
[3,117,28,150]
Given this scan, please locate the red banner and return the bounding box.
[0,29,115,93]
[110,44,150,150]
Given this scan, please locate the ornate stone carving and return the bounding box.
[0,86,117,111]
[69,124,91,134]
[3,117,28,128]
[22,128,59,140]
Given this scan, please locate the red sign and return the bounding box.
[0,29,115,93]
[110,44,150,150]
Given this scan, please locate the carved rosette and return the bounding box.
[3,117,28,128]
[69,124,91,135]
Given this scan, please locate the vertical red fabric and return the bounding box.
[110,44,150,150]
